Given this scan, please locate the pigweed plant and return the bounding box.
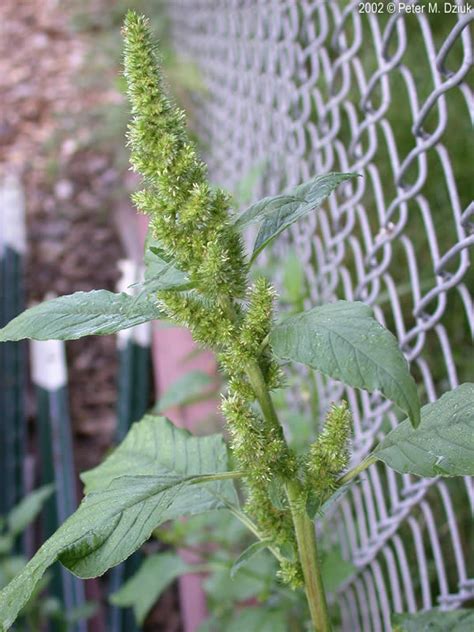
[1,12,473,631]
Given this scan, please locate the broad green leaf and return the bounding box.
[232,173,356,260]
[0,416,237,630]
[373,383,474,477]
[392,609,474,631]
[110,553,190,624]
[233,173,356,230]
[80,416,238,500]
[155,370,215,412]
[230,539,271,578]
[270,301,420,427]
[7,485,54,537]
[321,547,355,593]
[0,290,163,342]
[142,231,191,293]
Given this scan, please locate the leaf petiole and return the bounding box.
[191,471,245,485]
[336,455,377,487]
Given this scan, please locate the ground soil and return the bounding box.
[0,0,123,469]
[0,1,181,629]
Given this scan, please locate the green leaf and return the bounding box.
[110,553,190,624]
[233,173,357,260]
[155,370,215,412]
[0,290,163,342]
[7,485,54,537]
[0,416,237,630]
[392,609,474,631]
[373,383,474,477]
[230,540,271,578]
[321,547,355,593]
[270,301,420,427]
[141,231,191,293]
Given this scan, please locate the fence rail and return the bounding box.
[167,1,473,629]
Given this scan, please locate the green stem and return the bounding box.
[259,333,270,353]
[226,504,286,564]
[203,485,287,565]
[286,480,331,632]
[308,371,320,428]
[244,361,331,632]
[336,455,377,487]
[245,361,281,430]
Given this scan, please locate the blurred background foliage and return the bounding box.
[70,0,205,172]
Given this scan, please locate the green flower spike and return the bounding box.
[123,11,246,302]
[123,10,298,581]
[306,401,352,499]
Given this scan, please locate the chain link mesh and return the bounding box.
[166,1,473,628]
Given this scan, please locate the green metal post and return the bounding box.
[0,175,26,520]
[31,337,87,632]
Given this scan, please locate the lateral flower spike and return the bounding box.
[306,401,352,497]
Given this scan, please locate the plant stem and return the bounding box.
[225,503,286,564]
[245,361,332,632]
[245,361,281,430]
[336,455,377,487]
[286,480,331,632]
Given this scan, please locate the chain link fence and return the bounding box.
[166,1,473,628]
